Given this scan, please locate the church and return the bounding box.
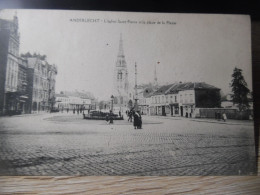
[112,34,134,113]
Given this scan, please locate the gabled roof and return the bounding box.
[194,82,220,90]
[149,82,220,96]
[142,87,155,98]
[152,84,173,95]
[55,94,68,98]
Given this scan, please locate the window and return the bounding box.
[117,71,123,79]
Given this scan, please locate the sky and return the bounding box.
[0,10,252,100]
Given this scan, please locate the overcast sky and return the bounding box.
[0,10,252,100]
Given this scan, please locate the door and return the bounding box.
[162,106,166,116]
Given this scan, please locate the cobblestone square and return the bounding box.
[0,113,256,176]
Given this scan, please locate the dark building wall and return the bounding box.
[26,68,34,113]
[0,30,10,114]
[195,89,221,108]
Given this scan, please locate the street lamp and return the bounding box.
[111,95,114,113]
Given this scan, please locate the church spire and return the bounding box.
[116,34,126,67]
[118,33,124,57]
[154,62,158,87]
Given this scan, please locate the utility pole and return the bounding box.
[134,62,138,111]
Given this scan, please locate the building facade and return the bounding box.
[0,15,20,115]
[55,91,92,111]
[17,57,30,113]
[26,57,57,113]
[149,82,221,117]
[47,63,57,110]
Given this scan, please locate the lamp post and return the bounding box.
[134,62,138,111]
[111,95,114,113]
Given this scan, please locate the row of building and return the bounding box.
[0,15,57,115]
[137,82,221,117]
[55,91,96,111]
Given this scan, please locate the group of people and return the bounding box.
[126,109,142,129]
[105,109,142,129]
[59,107,85,114]
[105,110,114,124]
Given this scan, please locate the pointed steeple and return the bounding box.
[154,62,158,87]
[116,34,127,67]
[118,33,124,57]
[114,34,129,97]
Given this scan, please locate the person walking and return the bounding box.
[128,110,133,122]
[109,110,114,124]
[105,114,109,124]
[222,113,227,122]
[137,111,142,129]
[133,111,140,129]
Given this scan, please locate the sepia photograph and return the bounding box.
[0,9,256,176]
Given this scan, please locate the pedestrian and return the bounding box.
[73,108,75,114]
[222,113,227,122]
[133,111,139,129]
[105,114,109,124]
[109,110,114,124]
[119,111,121,117]
[137,111,142,129]
[128,110,133,122]
[67,108,69,113]
[77,109,79,114]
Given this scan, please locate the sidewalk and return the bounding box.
[0,111,61,118]
[147,115,254,126]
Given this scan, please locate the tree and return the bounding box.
[230,67,250,111]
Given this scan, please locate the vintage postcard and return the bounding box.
[0,9,256,176]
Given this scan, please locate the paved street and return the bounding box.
[0,113,256,176]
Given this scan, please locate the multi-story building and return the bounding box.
[47,63,57,110]
[0,15,20,115]
[55,91,92,111]
[137,86,154,115]
[27,57,57,112]
[149,82,221,117]
[17,57,29,113]
[149,84,173,116]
